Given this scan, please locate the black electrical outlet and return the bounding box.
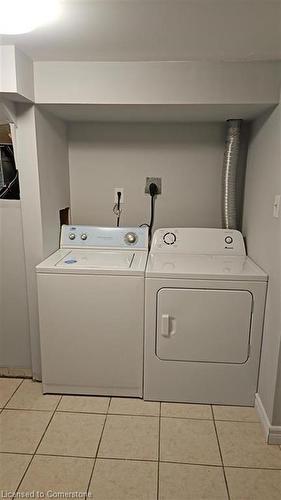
[145,177,162,194]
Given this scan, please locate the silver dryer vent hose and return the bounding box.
[222,119,242,229]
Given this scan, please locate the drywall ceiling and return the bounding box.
[0,0,280,62]
[39,103,274,122]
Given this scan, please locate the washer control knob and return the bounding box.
[225,236,233,245]
[125,232,137,244]
[69,233,76,240]
[81,233,88,241]
[163,232,176,245]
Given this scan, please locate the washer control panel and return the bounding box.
[151,228,246,255]
[61,225,148,250]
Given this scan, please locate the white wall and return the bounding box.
[0,45,34,101]
[0,46,17,93]
[243,105,281,424]
[16,105,70,379]
[69,122,225,229]
[34,61,281,105]
[15,105,44,379]
[35,107,70,257]
[0,100,16,125]
[0,200,31,369]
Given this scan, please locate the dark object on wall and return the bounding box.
[0,145,20,199]
[148,182,158,246]
[59,207,70,226]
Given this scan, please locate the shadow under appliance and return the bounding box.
[36,225,148,396]
[144,228,267,405]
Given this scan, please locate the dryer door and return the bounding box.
[156,288,252,364]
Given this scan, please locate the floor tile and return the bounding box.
[225,467,281,500]
[0,453,32,495]
[89,459,158,500]
[216,421,281,468]
[161,402,212,420]
[6,380,60,411]
[109,398,160,416]
[38,412,105,458]
[160,417,221,465]
[0,378,22,408]
[0,410,52,454]
[58,395,110,414]
[98,415,159,460]
[159,462,228,500]
[18,455,93,499]
[213,405,259,422]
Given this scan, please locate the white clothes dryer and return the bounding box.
[144,228,267,405]
[36,225,148,396]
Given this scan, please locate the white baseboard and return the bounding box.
[0,367,32,378]
[255,393,281,445]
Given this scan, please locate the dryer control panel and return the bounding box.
[60,225,148,250]
[151,228,246,255]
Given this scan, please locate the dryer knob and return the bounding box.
[225,236,233,245]
[69,233,76,240]
[125,232,137,244]
[163,232,176,245]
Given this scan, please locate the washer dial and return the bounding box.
[81,233,88,241]
[225,236,233,245]
[124,232,137,245]
[163,232,176,245]
[68,233,76,240]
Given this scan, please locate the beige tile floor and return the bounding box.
[1,378,281,500]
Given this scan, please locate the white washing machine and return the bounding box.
[144,228,268,405]
[36,225,148,396]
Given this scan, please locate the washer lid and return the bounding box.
[55,249,134,269]
[146,254,268,281]
[36,248,148,275]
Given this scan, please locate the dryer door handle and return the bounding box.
[161,314,176,337]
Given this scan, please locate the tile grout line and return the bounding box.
[2,378,25,409]
[4,407,63,413]
[85,397,112,497]
[14,395,63,495]
[1,408,261,424]
[2,407,160,417]
[105,411,161,418]
[2,449,281,470]
[156,403,161,500]
[211,405,231,500]
[0,407,261,423]
[0,377,28,488]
